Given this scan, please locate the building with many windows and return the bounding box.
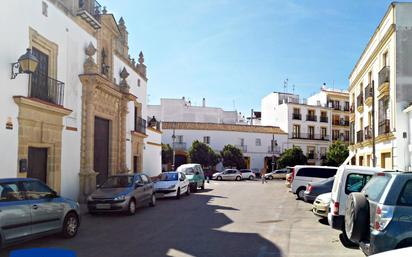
[261,92,332,165]
[348,2,412,170]
[0,0,161,201]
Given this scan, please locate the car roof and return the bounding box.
[178,164,200,168]
[294,165,337,169]
[342,165,385,172]
[0,178,40,183]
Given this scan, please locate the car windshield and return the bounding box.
[101,176,134,188]
[183,168,195,175]
[160,173,178,181]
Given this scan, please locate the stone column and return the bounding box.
[119,67,130,173]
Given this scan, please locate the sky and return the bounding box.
[99,0,400,116]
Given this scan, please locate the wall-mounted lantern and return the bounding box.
[11,48,39,79]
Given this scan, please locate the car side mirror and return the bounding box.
[195,171,200,175]
[180,177,185,181]
[47,190,58,199]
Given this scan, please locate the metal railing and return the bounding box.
[378,66,390,87]
[173,142,187,151]
[306,114,317,122]
[78,0,102,22]
[320,116,328,123]
[364,126,372,140]
[365,83,373,99]
[30,73,65,106]
[292,113,301,120]
[357,93,364,108]
[378,119,390,135]
[235,145,247,153]
[290,133,329,141]
[356,130,363,143]
[134,117,147,134]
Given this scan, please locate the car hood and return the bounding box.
[91,187,132,199]
[315,193,332,203]
[212,172,222,176]
[154,180,177,189]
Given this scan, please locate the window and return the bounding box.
[368,71,372,84]
[363,175,391,202]
[296,168,337,178]
[293,108,300,114]
[383,51,388,67]
[308,109,315,116]
[307,147,315,159]
[180,173,186,180]
[333,130,340,140]
[203,136,210,144]
[140,174,149,184]
[240,138,245,146]
[177,135,183,143]
[321,127,327,138]
[137,78,141,87]
[293,125,300,138]
[255,138,261,146]
[0,182,25,202]
[23,180,53,200]
[308,126,315,139]
[398,180,412,206]
[345,173,372,195]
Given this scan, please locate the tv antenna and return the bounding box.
[283,78,289,93]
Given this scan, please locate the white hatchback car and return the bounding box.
[239,169,256,180]
[154,172,190,199]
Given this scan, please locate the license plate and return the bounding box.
[96,203,111,209]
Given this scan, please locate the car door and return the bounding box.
[23,180,64,235]
[179,172,189,193]
[140,174,152,203]
[0,181,31,242]
[133,175,146,206]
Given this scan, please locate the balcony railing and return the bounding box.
[78,0,102,29]
[378,66,390,87]
[365,84,373,99]
[29,73,65,106]
[236,145,247,153]
[292,113,301,120]
[378,119,390,135]
[357,93,364,108]
[291,133,329,141]
[364,126,372,140]
[356,130,364,143]
[173,142,187,151]
[134,117,147,134]
[320,116,328,123]
[306,114,317,122]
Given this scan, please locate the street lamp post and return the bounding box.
[172,127,176,170]
[372,80,376,167]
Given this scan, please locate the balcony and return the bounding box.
[357,93,364,113]
[365,84,373,106]
[356,130,364,143]
[306,114,317,122]
[364,126,372,140]
[292,113,301,120]
[29,73,65,106]
[236,145,248,153]
[378,119,390,135]
[378,66,390,90]
[77,0,102,29]
[134,117,147,134]
[320,116,328,123]
[173,142,187,151]
[291,133,329,141]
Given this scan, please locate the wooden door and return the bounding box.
[31,48,49,101]
[94,117,110,186]
[381,153,392,169]
[133,156,138,173]
[28,147,48,183]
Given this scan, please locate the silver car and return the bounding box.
[87,174,156,215]
[212,169,242,181]
[0,178,80,247]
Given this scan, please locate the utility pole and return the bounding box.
[250,109,254,125]
[372,80,376,167]
[271,134,275,172]
[172,126,176,170]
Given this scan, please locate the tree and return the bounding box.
[188,140,220,168]
[161,144,173,165]
[221,144,245,169]
[278,146,307,168]
[324,141,349,166]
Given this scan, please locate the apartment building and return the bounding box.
[308,86,350,144]
[348,3,412,170]
[261,92,332,165]
[0,0,161,201]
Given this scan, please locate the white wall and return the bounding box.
[144,129,162,177]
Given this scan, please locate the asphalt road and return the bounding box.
[1,180,363,257]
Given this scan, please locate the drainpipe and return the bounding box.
[372,80,376,167]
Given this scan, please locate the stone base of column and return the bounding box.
[78,171,97,203]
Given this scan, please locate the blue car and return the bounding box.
[0,178,80,247]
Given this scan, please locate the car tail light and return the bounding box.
[374,204,394,231]
[332,201,339,215]
[307,184,312,193]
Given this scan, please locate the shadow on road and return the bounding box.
[1,192,282,257]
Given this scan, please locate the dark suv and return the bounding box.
[344,172,412,255]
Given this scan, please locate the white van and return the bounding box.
[328,165,383,243]
[291,165,338,199]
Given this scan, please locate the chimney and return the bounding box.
[202,98,206,107]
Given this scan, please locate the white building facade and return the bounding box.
[261,92,332,165]
[0,0,161,201]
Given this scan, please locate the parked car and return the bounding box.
[251,168,261,178]
[265,168,288,180]
[239,169,256,180]
[328,165,384,246]
[87,173,155,215]
[312,192,331,218]
[291,165,338,199]
[369,247,412,257]
[0,178,80,247]
[303,176,335,203]
[154,171,190,199]
[212,169,242,181]
[344,172,412,255]
[177,163,205,192]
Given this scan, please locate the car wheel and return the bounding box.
[340,225,359,248]
[127,199,137,215]
[296,187,305,200]
[186,186,190,196]
[235,176,241,181]
[61,212,79,238]
[249,175,254,180]
[176,188,181,199]
[268,176,273,180]
[217,176,222,181]
[192,184,198,192]
[200,182,205,190]
[345,193,369,243]
[149,194,156,207]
